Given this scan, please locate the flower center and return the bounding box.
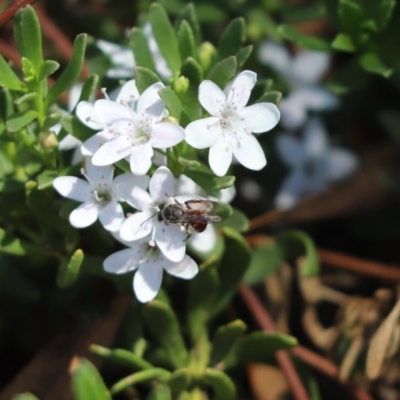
[93,189,112,206]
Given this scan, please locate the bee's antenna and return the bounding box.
[140,211,159,226]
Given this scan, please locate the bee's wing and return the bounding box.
[204,215,221,222]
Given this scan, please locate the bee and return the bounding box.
[158,198,221,237]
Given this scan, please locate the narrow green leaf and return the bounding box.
[206,56,237,89]
[180,57,203,119]
[38,60,60,81]
[256,91,282,106]
[11,394,39,400]
[331,33,356,52]
[142,300,188,369]
[175,3,201,45]
[46,34,87,107]
[110,368,171,395]
[6,110,38,132]
[203,369,236,400]
[90,345,153,370]
[236,45,253,69]
[0,149,14,176]
[277,24,331,51]
[61,115,96,142]
[167,368,191,398]
[373,0,396,30]
[158,87,187,121]
[0,228,26,255]
[57,248,84,287]
[178,21,196,62]
[37,169,59,190]
[337,0,363,34]
[184,164,235,192]
[129,27,156,72]
[146,385,172,400]
[135,66,161,94]
[244,243,283,284]
[211,320,247,365]
[78,75,99,103]
[277,230,319,277]
[359,51,393,78]
[149,3,181,76]
[218,18,246,61]
[211,228,251,314]
[0,54,26,91]
[14,6,43,74]
[14,92,39,106]
[215,207,248,233]
[71,358,111,400]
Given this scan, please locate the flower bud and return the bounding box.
[198,42,217,74]
[162,116,179,125]
[172,76,189,97]
[38,130,59,149]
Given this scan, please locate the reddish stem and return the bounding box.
[0,0,36,27]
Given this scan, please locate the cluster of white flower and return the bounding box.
[258,41,358,209]
[53,72,280,302]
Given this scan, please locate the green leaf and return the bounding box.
[37,169,59,190]
[14,6,43,74]
[14,92,39,106]
[0,54,26,91]
[135,66,161,94]
[211,320,247,364]
[277,24,331,51]
[0,149,14,176]
[215,208,248,233]
[211,228,251,314]
[90,345,153,370]
[158,87,188,122]
[149,3,181,76]
[175,3,201,45]
[42,113,62,131]
[142,300,188,369]
[218,18,246,61]
[225,332,297,368]
[359,51,393,78]
[203,369,236,400]
[129,27,156,72]
[57,249,84,287]
[178,21,196,62]
[6,110,38,132]
[256,91,282,106]
[38,60,60,81]
[331,33,356,52]
[110,368,171,395]
[167,368,191,398]
[373,0,396,30]
[184,164,235,192]
[71,358,112,400]
[206,56,237,89]
[61,115,96,142]
[235,45,253,69]
[337,0,363,35]
[0,228,26,255]
[146,385,172,400]
[180,57,203,119]
[78,75,99,104]
[277,230,319,277]
[11,394,39,400]
[45,34,87,107]
[244,243,283,284]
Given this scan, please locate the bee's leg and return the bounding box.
[182,223,193,241]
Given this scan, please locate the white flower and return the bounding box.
[104,235,198,303]
[53,158,149,231]
[275,118,358,210]
[118,166,190,262]
[175,175,235,253]
[258,41,339,130]
[96,23,172,80]
[77,80,185,175]
[185,70,280,176]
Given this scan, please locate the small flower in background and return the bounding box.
[258,41,339,130]
[53,158,149,231]
[96,23,172,80]
[118,166,189,262]
[176,175,236,253]
[77,80,184,175]
[104,235,198,303]
[185,70,280,177]
[275,118,359,210]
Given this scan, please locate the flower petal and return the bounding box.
[53,177,91,202]
[275,135,307,167]
[59,134,82,151]
[238,103,280,133]
[99,201,125,231]
[233,133,266,171]
[163,254,198,279]
[81,131,115,156]
[134,263,163,303]
[291,51,330,83]
[304,118,328,157]
[198,80,226,116]
[296,86,339,112]
[209,135,233,176]
[185,117,221,149]
[103,248,140,274]
[227,70,257,111]
[327,149,358,181]
[85,158,114,187]
[68,83,83,111]
[113,173,150,201]
[150,122,185,148]
[257,41,291,76]
[155,222,186,262]
[149,166,175,202]
[189,225,217,253]
[120,212,153,241]
[69,202,99,228]
[129,143,153,175]
[279,94,307,130]
[92,136,132,166]
[117,185,152,211]
[94,99,133,127]
[76,101,104,130]
[274,170,309,211]
[116,79,140,104]
[137,82,166,118]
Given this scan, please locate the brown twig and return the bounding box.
[0,0,36,27]
[239,284,310,400]
[239,283,374,400]
[318,248,400,282]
